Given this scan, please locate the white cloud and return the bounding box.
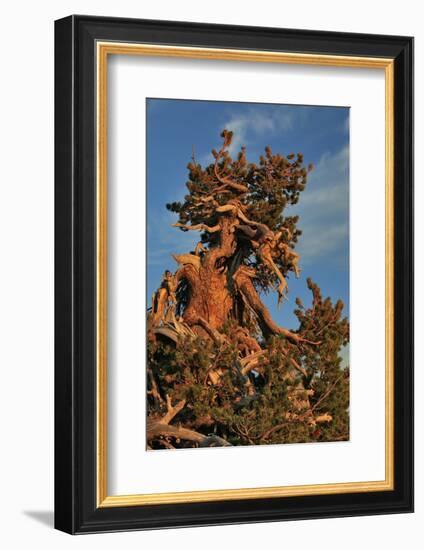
[197,105,306,166]
[223,107,295,154]
[297,223,348,262]
[294,145,349,265]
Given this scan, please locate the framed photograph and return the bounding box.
[54,15,413,533]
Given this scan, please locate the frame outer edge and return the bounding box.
[409,37,414,512]
[398,36,414,511]
[54,15,77,534]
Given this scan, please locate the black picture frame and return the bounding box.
[55,14,414,534]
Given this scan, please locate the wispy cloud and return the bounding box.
[147,209,199,267]
[295,145,349,266]
[196,104,309,167]
[223,106,296,154]
[298,223,348,261]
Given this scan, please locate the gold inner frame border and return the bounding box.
[96,42,394,507]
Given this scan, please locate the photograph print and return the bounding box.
[146,98,350,450]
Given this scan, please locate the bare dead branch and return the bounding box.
[173,222,221,233]
[147,421,231,447]
[162,395,186,425]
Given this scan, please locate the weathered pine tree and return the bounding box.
[147,130,349,449]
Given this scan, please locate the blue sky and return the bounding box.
[146,98,349,337]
